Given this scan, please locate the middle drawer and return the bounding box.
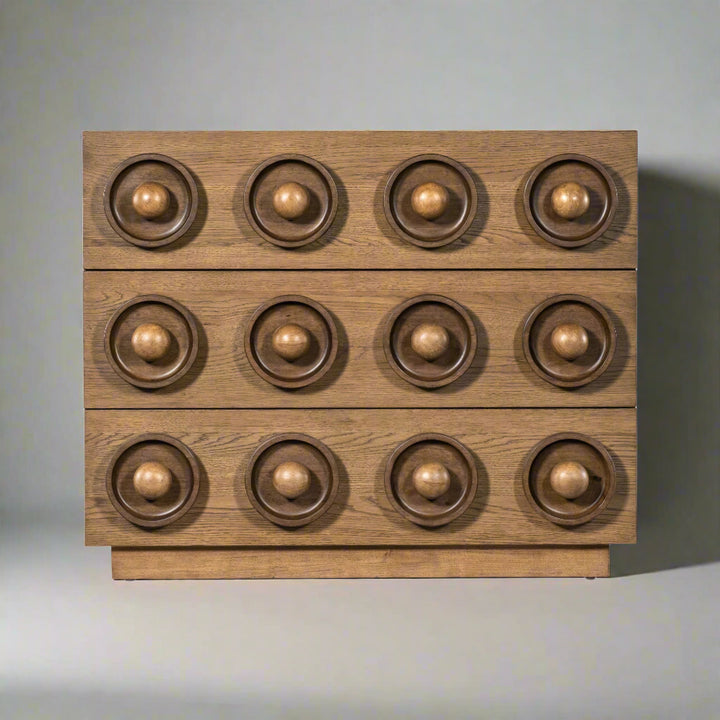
[85,270,636,408]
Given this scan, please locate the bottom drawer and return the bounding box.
[86,409,636,554]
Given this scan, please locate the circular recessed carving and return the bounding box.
[245,295,338,389]
[104,294,200,389]
[523,153,618,248]
[385,433,478,527]
[106,433,200,528]
[522,432,616,526]
[384,154,477,248]
[104,153,198,248]
[244,154,338,248]
[246,433,339,527]
[383,294,477,388]
[522,294,616,388]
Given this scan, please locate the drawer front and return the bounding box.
[84,131,637,270]
[84,270,636,408]
[86,409,636,547]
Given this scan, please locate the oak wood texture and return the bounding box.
[523,153,618,247]
[133,461,173,500]
[383,154,478,247]
[549,460,590,499]
[272,461,311,499]
[410,322,450,361]
[85,408,636,547]
[383,294,478,388]
[83,131,637,269]
[522,432,617,526]
[103,153,198,248]
[132,182,171,220]
[384,433,478,527]
[131,322,172,362]
[85,271,635,408]
[243,154,338,247]
[522,294,617,388]
[272,182,310,220]
[103,294,200,389]
[243,294,339,389]
[412,461,452,499]
[105,432,200,528]
[111,545,610,579]
[410,182,450,220]
[245,433,340,527]
[550,182,590,220]
[551,322,589,360]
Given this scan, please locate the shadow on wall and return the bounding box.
[612,169,720,576]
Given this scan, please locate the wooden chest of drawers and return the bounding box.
[83,131,637,578]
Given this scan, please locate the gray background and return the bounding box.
[1,1,719,717]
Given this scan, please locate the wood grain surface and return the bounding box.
[111,545,610,579]
[84,270,636,408]
[83,131,637,269]
[85,409,636,547]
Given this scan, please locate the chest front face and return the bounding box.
[83,131,637,579]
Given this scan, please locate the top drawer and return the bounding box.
[83,131,637,270]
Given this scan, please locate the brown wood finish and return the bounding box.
[105,432,200,528]
[243,154,338,247]
[84,271,636,408]
[383,294,478,389]
[245,433,340,527]
[103,153,198,248]
[383,154,478,247]
[522,294,617,388]
[523,153,618,247]
[103,294,199,389]
[85,408,636,547]
[83,132,637,269]
[522,432,617,526]
[111,546,610,579]
[84,130,637,579]
[384,433,478,527]
[243,294,339,389]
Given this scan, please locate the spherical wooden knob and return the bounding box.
[551,323,589,361]
[410,323,450,361]
[133,461,172,501]
[410,182,449,220]
[271,323,311,362]
[272,182,310,220]
[132,182,171,220]
[550,460,590,500]
[272,461,310,499]
[131,323,172,362]
[550,181,590,220]
[412,462,451,500]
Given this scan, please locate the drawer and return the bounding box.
[84,270,636,408]
[84,131,637,270]
[85,408,636,547]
